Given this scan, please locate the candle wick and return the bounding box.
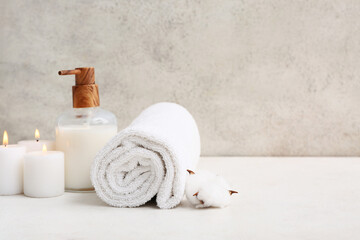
[36,139,39,142]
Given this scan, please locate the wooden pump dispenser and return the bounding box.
[56,67,117,191]
[58,67,100,108]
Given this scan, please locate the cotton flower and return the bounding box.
[185,169,237,208]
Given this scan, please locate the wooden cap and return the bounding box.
[58,67,100,108]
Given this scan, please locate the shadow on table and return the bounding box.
[68,193,159,209]
[67,192,108,207]
[68,192,198,209]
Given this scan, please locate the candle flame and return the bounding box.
[35,129,40,141]
[42,144,47,153]
[3,130,8,146]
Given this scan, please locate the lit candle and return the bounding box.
[0,131,26,195]
[24,144,64,198]
[18,129,55,152]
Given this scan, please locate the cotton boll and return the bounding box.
[186,169,237,208]
[185,170,214,206]
[195,176,231,208]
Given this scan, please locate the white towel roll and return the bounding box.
[91,102,200,209]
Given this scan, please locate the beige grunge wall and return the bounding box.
[1,0,360,156]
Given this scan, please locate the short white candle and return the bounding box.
[0,131,26,195]
[24,145,64,198]
[18,129,55,152]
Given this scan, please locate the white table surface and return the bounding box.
[1,157,360,240]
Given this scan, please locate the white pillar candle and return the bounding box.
[0,131,26,195]
[18,129,55,152]
[24,145,64,198]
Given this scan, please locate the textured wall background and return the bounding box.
[1,0,360,156]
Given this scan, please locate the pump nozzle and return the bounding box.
[58,67,99,108]
[58,69,81,75]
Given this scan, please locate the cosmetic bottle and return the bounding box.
[56,67,117,192]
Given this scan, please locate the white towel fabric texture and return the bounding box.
[91,102,201,209]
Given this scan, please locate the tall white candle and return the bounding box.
[18,129,55,152]
[24,145,64,198]
[0,131,26,195]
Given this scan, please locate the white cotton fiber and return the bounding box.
[185,170,237,208]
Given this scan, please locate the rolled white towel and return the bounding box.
[91,102,201,209]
